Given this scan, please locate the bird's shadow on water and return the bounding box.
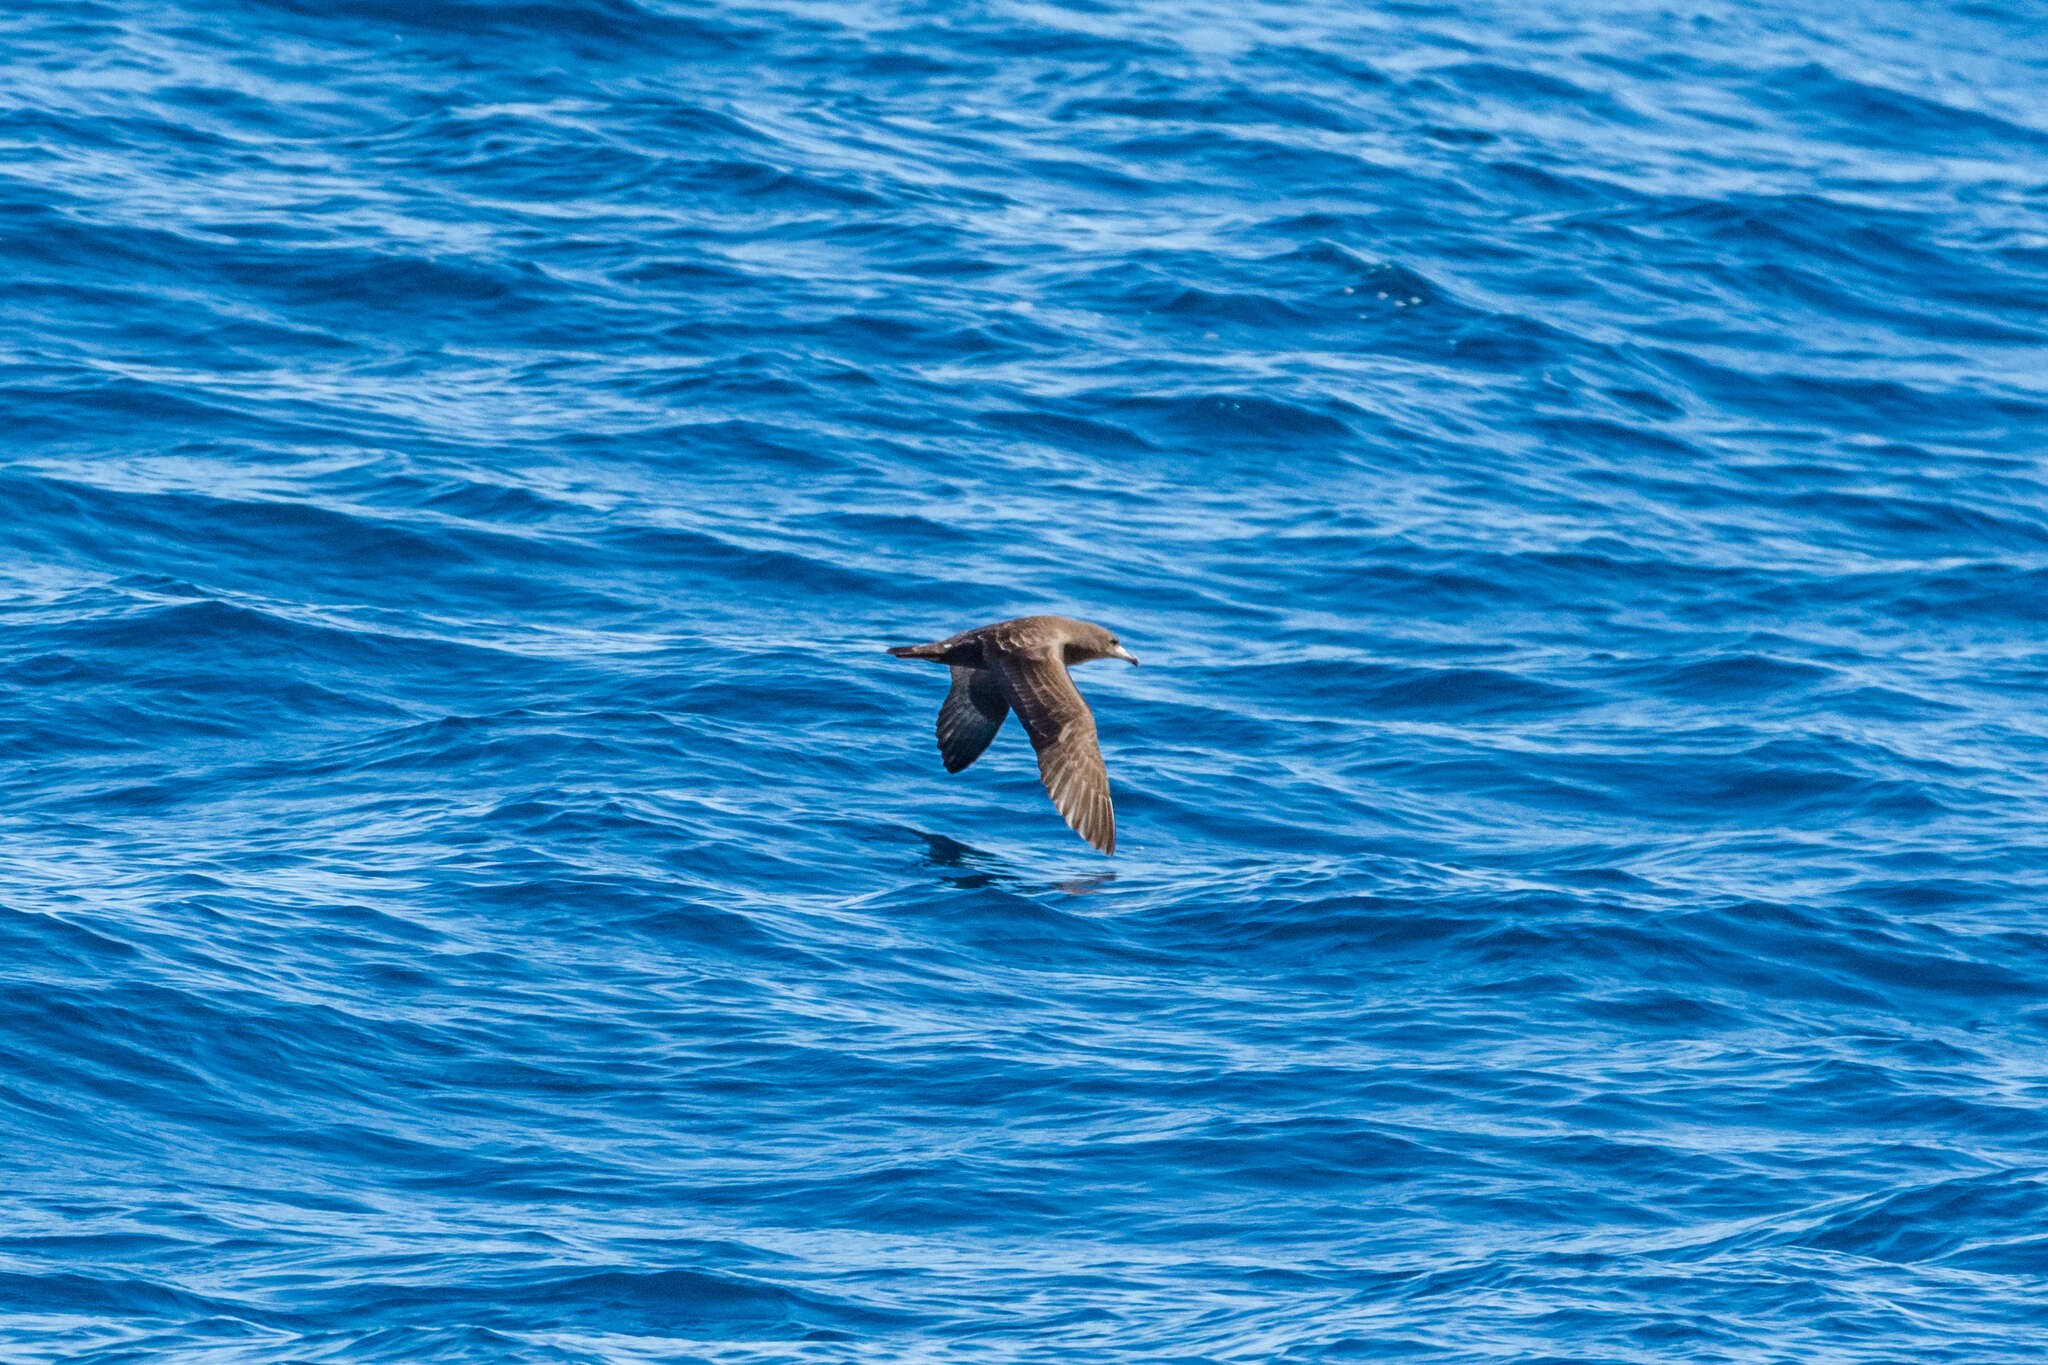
[915,831,1118,897]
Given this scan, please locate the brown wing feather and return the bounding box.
[935,666,1008,773]
[988,649,1116,854]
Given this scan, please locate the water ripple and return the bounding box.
[5,0,2048,1360]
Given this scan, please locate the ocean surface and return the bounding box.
[5,0,2048,1359]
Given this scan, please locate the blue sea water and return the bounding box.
[5,0,2048,1358]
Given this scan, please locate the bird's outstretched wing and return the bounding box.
[936,666,1008,773]
[988,648,1115,854]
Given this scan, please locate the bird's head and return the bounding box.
[1066,622,1139,667]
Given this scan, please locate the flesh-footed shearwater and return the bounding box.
[888,615,1138,854]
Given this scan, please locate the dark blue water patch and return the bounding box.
[979,407,1155,451]
[1236,659,1590,720]
[1438,61,1633,116]
[239,0,764,56]
[1111,392,1359,445]
[611,256,763,293]
[1632,654,1834,700]
[0,1270,250,1323]
[1758,63,2048,155]
[1056,89,1365,136]
[1644,346,2047,441]
[10,0,2048,1360]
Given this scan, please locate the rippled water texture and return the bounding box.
[6,0,2048,1359]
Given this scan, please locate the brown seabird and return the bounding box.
[888,615,1139,854]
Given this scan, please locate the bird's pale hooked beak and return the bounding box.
[1111,644,1139,666]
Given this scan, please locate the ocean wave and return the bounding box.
[7,0,2048,1359]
